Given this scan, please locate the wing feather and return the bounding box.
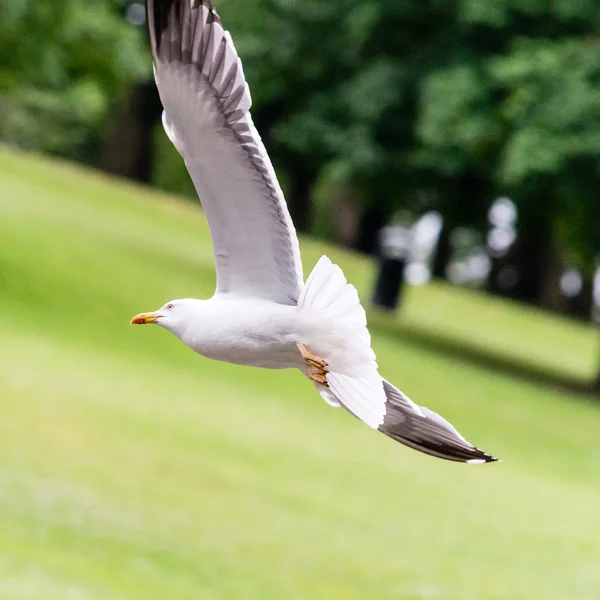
[147,0,303,304]
[380,380,499,463]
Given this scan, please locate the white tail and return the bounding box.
[299,256,386,429]
[299,257,498,462]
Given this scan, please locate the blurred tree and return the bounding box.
[0,0,149,162]
[4,0,600,319]
[491,38,600,308]
[230,0,465,239]
[416,0,600,307]
[227,0,600,318]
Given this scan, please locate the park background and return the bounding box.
[1,1,600,598]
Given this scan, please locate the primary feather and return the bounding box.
[147,0,303,305]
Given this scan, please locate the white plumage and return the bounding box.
[131,0,498,464]
[151,1,302,305]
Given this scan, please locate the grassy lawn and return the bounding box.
[1,146,600,599]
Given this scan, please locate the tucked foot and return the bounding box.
[308,364,329,386]
[297,342,329,387]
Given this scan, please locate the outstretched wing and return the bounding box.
[379,380,498,463]
[147,0,303,304]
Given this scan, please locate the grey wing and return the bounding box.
[379,380,499,464]
[146,0,303,305]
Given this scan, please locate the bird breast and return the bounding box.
[179,298,306,370]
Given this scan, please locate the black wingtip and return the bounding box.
[466,450,501,464]
[379,380,502,465]
[146,0,222,60]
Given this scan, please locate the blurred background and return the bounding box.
[1,1,600,599]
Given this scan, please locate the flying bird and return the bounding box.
[132,0,498,464]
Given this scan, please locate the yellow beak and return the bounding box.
[130,312,161,325]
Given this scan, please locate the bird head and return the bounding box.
[130,299,201,334]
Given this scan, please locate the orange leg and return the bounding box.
[297,342,329,387]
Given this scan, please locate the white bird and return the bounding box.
[131,0,498,464]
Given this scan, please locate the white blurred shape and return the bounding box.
[487,226,516,256]
[488,197,517,227]
[412,211,443,248]
[560,269,583,298]
[593,268,600,303]
[405,263,431,286]
[126,2,146,26]
[468,253,492,279]
[447,262,468,285]
[592,267,600,322]
[379,225,411,260]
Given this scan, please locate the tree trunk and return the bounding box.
[356,203,389,254]
[99,82,162,183]
[372,257,407,311]
[565,275,593,321]
[331,184,361,248]
[431,222,452,280]
[537,236,567,312]
[488,206,564,311]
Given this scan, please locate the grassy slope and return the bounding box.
[1,147,600,600]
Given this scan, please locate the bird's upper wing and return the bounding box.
[147,0,303,304]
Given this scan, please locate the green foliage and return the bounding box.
[491,38,600,186]
[414,2,600,269]
[224,0,600,263]
[416,65,499,176]
[0,0,149,160]
[232,1,462,223]
[4,0,600,268]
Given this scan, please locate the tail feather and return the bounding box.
[300,256,384,425]
[327,287,363,320]
[299,257,349,311]
[327,372,385,429]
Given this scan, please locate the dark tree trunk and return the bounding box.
[505,230,549,304]
[99,82,162,183]
[251,101,318,235]
[538,236,567,312]
[356,203,389,254]
[330,184,360,248]
[431,222,452,279]
[487,251,517,297]
[488,205,564,311]
[566,276,593,321]
[372,257,407,311]
[593,340,600,391]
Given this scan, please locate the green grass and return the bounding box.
[1,146,600,599]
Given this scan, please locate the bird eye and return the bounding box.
[167,303,174,310]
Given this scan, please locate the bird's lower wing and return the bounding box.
[379,379,498,463]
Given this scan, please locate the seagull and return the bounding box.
[131,0,498,464]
